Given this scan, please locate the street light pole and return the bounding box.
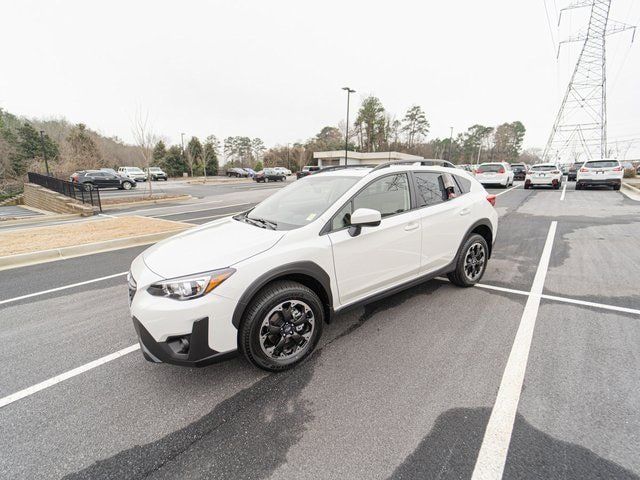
[286,143,290,170]
[180,132,186,176]
[39,130,50,176]
[448,126,454,162]
[342,87,355,166]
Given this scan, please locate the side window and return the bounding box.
[331,202,353,231]
[353,174,410,218]
[453,175,471,194]
[414,172,446,207]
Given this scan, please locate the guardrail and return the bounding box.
[27,172,102,212]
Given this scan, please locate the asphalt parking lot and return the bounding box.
[1,180,639,479]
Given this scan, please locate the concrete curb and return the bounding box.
[102,195,192,211]
[621,182,640,201]
[0,213,80,228]
[0,226,191,272]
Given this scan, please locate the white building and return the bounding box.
[313,150,424,167]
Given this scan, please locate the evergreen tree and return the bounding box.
[162,145,187,176]
[203,135,220,175]
[152,140,167,163]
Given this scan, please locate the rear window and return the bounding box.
[584,160,618,168]
[531,165,556,171]
[478,164,503,172]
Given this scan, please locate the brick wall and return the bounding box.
[23,184,95,216]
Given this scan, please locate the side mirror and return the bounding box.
[348,208,382,237]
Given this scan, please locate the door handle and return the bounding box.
[404,222,420,231]
[459,208,471,216]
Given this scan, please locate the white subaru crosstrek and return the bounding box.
[475,162,514,188]
[128,164,499,371]
[576,159,623,190]
[524,163,563,189]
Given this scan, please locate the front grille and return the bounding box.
[127,272,137,304]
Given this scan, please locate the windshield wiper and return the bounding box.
[244,214,277,230]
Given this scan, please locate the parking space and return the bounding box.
[1,181,639,479]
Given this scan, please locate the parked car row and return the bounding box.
[227,167,292,178]
[69,166,169,191]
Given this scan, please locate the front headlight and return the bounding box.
[147,268,236,301]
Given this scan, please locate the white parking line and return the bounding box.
[541,293,640,316]
[471,221,557,480]
[495,185,520,196]
[114,198,223,216]
[0,272,127,306]
[0,344,139,408]
[560,182,567,201]
[152,202,253,218]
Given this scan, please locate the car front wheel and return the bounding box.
[122,181,133,190]
[447,233,489,287]
[239,280,324,371]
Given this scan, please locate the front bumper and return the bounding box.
[132,316,236,367]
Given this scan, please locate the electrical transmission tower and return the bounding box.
[543,0,635,163]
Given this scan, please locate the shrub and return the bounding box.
[623,168,636,179]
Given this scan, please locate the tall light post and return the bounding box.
[180,132,186,176]
[39,130,50,176]
[286,143,290,170]
[342,87,355,166]
[448,126,454,162]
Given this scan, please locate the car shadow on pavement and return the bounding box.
[63,281,444,480]
[387,407,638,480]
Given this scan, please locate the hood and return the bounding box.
[142,217,285,279]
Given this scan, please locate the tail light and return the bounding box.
[486,194,496,207]
[580,167,588,172]
[551,170,560,174]
[498,168,505,174]
[476,169,483,174]
[613,166,623,172]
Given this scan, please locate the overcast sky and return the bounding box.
[1,0,639,156]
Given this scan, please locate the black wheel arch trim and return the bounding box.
[459,218,494,259]
[231,261,333,329]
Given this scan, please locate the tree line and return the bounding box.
[1,96,537,185]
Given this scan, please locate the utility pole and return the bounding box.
[286,143,290,170]
[342,87,355,166]
[543,0,636,163]
[448,127,454,162]
[180,133,186,176]
[476,143,483,166]
[39,130,50,176]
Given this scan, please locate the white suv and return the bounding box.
[475,162,514,188]
[524,163,563,189]
[576,159,623,190]
[128,164,498,371]
[118,166,148,182]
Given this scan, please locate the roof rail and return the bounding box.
[369,159,456,173]
[315,164,378,173]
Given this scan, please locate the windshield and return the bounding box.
[243,175,360,230]
[149,167,162,172]
[129,167,144,173]
[531,165,556,171]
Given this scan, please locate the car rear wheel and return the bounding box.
[447,234,489,287]
[83,183,94,191]
[239,280,324,371]
[613,184,620,191]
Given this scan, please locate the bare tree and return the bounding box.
[132,109,158,197]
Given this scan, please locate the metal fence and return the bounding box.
[27,172,102,212]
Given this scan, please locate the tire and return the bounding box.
[524,182,530,190]
[122,181,133,190]
[239,280,324,371]
[576,183,582,190]
[447,233,489,287]
[613,184,621,191]
[83,183,94,191]
[281,176,286,182]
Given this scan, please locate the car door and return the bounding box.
[412,171,475,273]
[327,173,422,305]
[103,173,120,188]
